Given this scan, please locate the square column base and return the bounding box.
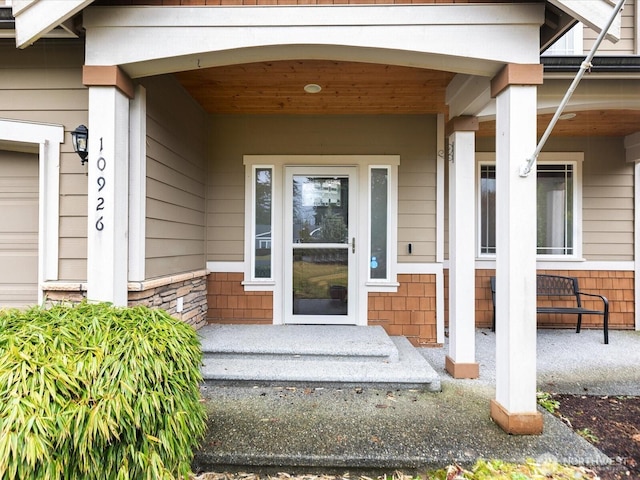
[490,399,543,435]
[445,355,479,379]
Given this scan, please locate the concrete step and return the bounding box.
[199,324,399,362]
[198,324,441,391]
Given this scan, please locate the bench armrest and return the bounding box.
[577,291,609,313]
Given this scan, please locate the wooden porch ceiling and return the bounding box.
[175,60,455,115]
[478,110,640,138]
[175,60,640,137]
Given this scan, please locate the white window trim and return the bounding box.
[476,151,584,262]
[366,164,399,289]
[243,164,276,290]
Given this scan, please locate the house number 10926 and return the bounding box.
[95,140,107,231]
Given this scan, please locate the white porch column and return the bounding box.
[446,116,479,379]
[84,66,135,306]
[129,85,147,283]
[490,64,544,435]
[625,132,640,331]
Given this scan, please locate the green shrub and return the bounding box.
[0,302,206,480]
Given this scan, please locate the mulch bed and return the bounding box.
[552,394,640,479]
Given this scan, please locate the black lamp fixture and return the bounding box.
[71,125,89,165]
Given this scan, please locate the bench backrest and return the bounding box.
[536,274,579,297]
[489,274,581,302]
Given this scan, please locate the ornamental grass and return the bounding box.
[0,301,206,480]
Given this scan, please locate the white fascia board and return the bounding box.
[11,0,37,16]
[547,0,622,42]
[0,118,63,144]
[13,0,93,48]
[84,4,544,78]
[84,4,545,28]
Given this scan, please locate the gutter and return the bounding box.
[0,7,15,30]
[543,56,640,73]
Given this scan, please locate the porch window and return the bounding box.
[253,167,273,279]
[542,22,584,56]
[478,157,581,258]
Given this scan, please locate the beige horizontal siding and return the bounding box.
[206,166,244,263]
[583,209,632,221]
[206,226,244,243]
[1,40,84,68]
[146,219,204,240]
[0,68,84,89]
[147,178,204,212]
[207,114,438,263]
[147,198,205,226]
[146,256,205,277]
[206,239,245,257]
[58,238,87,259]
[583,1,637,54]
[208,213,245,228]
[59,217,86,239]
[146,239,204,257]
[207,185,244,201]
[0,39,88,282]
[58,260,86,281]
[399,200,437,215]
[208,198,244,214]
[60,194,88,217]
[141,75,207,279]
[398,214,436,228]
[581,138,634,261]
[0,89,88,111]
[0,110,85,128]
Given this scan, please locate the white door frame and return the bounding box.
[283,165,358,325]
[0,118,63,304]
[244,155,399,327]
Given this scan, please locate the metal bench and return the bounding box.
[490,274,609,344]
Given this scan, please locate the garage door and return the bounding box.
[0,150,39,309]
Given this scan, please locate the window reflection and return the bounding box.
[292,176,349,244]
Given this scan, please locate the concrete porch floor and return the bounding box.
[193,328,640,473]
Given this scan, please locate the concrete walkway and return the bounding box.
[193,329,640,474]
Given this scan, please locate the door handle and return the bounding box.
[351,237,355,254]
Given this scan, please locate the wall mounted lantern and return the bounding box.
[71,125,89,165]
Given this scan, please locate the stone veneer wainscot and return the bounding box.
[42,269,208,329]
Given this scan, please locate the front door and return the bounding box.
[284,166,357,324]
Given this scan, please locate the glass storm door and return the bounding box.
[284,167,357,324]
